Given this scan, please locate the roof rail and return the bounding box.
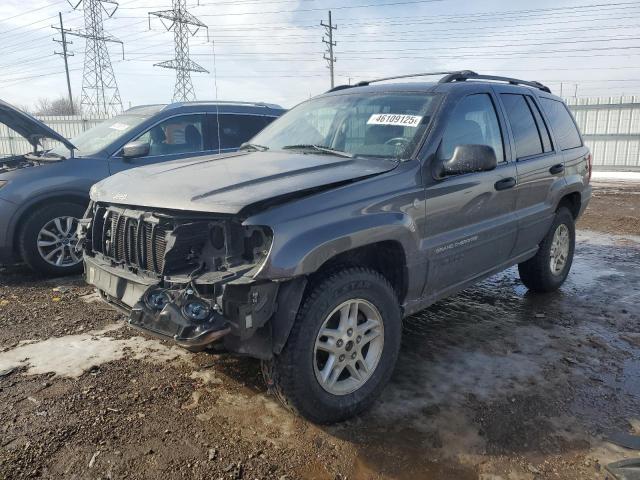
[439,71,551,93]
[354,70,477,87]
[164,100,284,110]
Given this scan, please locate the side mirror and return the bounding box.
[435,144,497,178]
[121,141,150,160]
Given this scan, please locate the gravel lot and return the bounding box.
[1,180,639,480]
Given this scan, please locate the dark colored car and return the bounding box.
[80,71,592,423]
[0,100,284,275]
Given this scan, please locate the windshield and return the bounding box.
[49,114,151,157]
[251,92,438,160]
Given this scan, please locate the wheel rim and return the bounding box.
[313,299,385,396]
[549,223,570,275]
[37,216,81,268]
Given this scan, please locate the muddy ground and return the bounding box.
[0,180,639,480]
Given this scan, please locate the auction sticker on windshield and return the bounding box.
[367,114,423,127]
[109,123,130,131]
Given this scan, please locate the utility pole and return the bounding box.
[68,0,124,116]
[53,12,75,115]
[149,0,209,102]
[321,10,337,89]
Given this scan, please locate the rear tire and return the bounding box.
[518,207,575,292]
[262,267,402,424]
[19,202,86,276]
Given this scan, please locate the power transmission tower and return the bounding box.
[68,0,124,116]
[149,0,209,102]
[52,12,75,115]
[321,10,337,89]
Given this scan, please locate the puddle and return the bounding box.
[0,324,188,378]
[328,230,640,478]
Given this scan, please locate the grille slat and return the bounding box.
[91,206,168,275]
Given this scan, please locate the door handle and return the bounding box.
[549,163,565,175]
[494,177,516,191]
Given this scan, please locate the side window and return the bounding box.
[500,94,543,159]
[133,114,205,157]
[539,98,582,150]
[439,93,504,163]
[218,114,270,150]
[526,96,553,153]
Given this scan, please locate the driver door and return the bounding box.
[422,92,518,299]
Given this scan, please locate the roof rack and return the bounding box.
[326,70,551,94]
[439,71,551,93]
[356,70,476,87]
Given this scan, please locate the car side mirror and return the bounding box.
[435,144,497,178]
[121,141,150,160]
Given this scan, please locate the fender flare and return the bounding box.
[253,211,419,281]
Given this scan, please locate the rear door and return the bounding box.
[495,89,563,256]
[538,97,590,183]
[423,91,518,298]
[109,113,215,174]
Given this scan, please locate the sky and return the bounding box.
[2,0,640,112]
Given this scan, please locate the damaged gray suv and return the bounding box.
[81,71,592,423]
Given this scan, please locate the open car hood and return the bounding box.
[91,150,398,215]
[0,99,76,151]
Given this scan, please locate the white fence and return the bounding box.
[0,115,109,157]
[0,99,639,169]
[565,96,640,170]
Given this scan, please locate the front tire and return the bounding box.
[263,267,402,424]
[518,207,575,292]
[19,202,86,276]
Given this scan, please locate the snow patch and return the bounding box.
[0,324,188,378]
[591,171,640,182]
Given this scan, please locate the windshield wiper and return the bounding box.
[281,144,353,158]
[239,142,269,152]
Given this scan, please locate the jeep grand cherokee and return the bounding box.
[80,71,592,424]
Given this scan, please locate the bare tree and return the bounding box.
[34,97,81,116]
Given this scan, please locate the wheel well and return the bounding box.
[312,241,408,303]
[12,195,88,254]
[557,192,581,219]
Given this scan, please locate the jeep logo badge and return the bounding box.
[113,193,128,201]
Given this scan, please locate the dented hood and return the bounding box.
[0,99,76,151]
[91,150,398,214]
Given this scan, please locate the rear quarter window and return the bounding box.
[539,98,582,150]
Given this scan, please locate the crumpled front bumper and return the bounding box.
[85,255,231,350]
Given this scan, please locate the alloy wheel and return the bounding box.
[36,216,81,268]
[313,299,385,396]
[549,223,570,275]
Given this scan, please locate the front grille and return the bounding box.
[90,205,169,274]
